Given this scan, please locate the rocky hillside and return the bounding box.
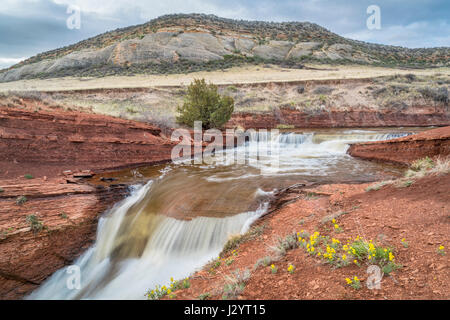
[1,13,449,82]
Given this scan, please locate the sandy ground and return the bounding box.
[0,64,448,92]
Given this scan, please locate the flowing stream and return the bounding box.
[28,128,415,299]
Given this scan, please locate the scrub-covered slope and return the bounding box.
[1,14,449,82]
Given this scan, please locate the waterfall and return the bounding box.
[27,128,412,299]
[27,180,268,300]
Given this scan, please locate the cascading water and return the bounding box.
[28,128,412,300]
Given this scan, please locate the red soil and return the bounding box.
[169,174,449,300]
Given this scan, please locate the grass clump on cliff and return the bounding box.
[16,195,27,205]
[26,214,44,233]
[176,79,234,129]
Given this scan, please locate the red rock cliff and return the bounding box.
[227,106,449,129]
[0,106,175,179]
[347,126,450,165]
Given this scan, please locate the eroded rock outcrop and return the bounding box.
[226,106,450,129]
[347,126,450,165]
[0,105,175,179]
[0,102,180,299]
[0,177,129,299]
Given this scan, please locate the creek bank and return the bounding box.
[0,103,176,180]
[0,176,130,299]
[348,126,450,165]
[227,107,449,129]
[0,102,178,299]
[169,173,449,300]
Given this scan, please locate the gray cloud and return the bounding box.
[0,0,448,68]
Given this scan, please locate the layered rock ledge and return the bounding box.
[0,104,175,179]
[347,126,450,165]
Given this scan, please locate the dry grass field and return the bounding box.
[0,64,448,92]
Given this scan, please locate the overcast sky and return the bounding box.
[0,0,449,68]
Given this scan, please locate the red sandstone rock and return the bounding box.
[348,126,450,165]
[227,107,449,129]
[0,177,129,299]
[0,106,176,179]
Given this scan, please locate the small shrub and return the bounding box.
[145,277,189,300]
[16,195,27,205]
[287,264,295,274]
[24,174,33,179]
[410,156,434,172]
[173,277,190,289]
[270,264,277,274]
[254,256,273,269]
[345,276,361,290]
[176,79,234,129]
[313,86,333,95]
[296,85,305,94]
[146,285,170,300]
[227,85,238,92]
[418,86,448,103]
[0,187,4,193]
[225,258,234,266]
[404,73,416,82]
[198,292,210,300]
[26,214,43,233]
[382,262,402,275]
[222,269,250,300]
